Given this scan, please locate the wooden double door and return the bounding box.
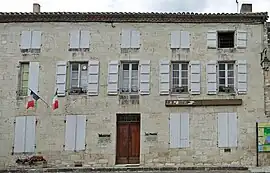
[116,114,140,164]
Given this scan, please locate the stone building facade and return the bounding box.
[0,3,268,168]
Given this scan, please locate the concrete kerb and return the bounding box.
[0,166,249,173]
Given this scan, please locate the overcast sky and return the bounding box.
[0,0,269,14]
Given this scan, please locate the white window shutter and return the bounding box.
[207,60,217,95]
[56,61,67,96]
[169,113,181,148]
[69,31,80,49]
[107,60,119,95]
[218,113,228,147]
[159,60,170,95]
[75,115,86,151]
[189,61,201,95]
[24,116,36,153]
[237,30,247,48]
[20,31,31,49]
[237,60,247,94]
[80,30,90,49]
[87,60,99,96]
[180,31,190,49]
[14,116,26,153]
[207,30,217,49]
[65,115,76,151]
[140,60,150,95]
[170,31,180,48]
[31,31,42,49]
[28,62,39,95]
[180,113,189,148]
[131,30,140,48]
[121,29,131,48]
[228,113,238,147]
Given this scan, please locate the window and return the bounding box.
[218,32,234,48]
[218,62,235,92]
[20,31,42,53]
[19,63,29,96]
[217,113,237,148]
[171,62,189,93]
[120,62,139,93]
[169,113,189,148]
[13,116,36,153]
[65,115,86,151]
[69,30,90,51]
[70,62,88,92]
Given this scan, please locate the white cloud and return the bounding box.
[0,0,269,14]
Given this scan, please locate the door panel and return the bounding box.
[116,121,140,164]
[116,123,129,164]
[128,123,140,164]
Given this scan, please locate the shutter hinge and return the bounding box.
[13,120,16,124]
[86,119,88,122]
[85,144,87,147]
[34,144,37,148]
[64,120,66,123]
[63,144,65,148]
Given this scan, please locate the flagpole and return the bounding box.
[28,88,50,108]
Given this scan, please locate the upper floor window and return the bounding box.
[69,30,90,51]
[120,29,140,51]
[171,62,189,93]
[69,62,88,94]
[218,62,235,92]
[19,63,29,96]
[218,31,235,48]
[55,61,100,96]
[20,31,42,53]
[207,30,247,49]
[120,62,139,93]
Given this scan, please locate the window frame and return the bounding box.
[217,61,236,93]
[119,61,139,94]
[18,62,30,96]
[69,61,88,91]
[170,61,189,94]
[217,31,235,49]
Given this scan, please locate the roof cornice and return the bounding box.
[0,12,267,23]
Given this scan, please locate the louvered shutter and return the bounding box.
[131,30,140,48]
[180,113,189,148]
[228,113,237,147]
[218,113,228,147]
[75,115,86,151]
[237,60,247,94]
[207,60,217,94]
[28,62,39,95]
[170,31,180,48]
[237,30,247,48]
[87,60,99,96]
[180,31,190,49]
[69,31,80,49]
[107,60,119,95]
[24,116,36,153]
[169,113,181,148]
[189,61,201,94]
[121,29,131,48]
[31,31,42,49]
[56,61,67,96]
[65,115,76,151]
[207,30,217,48]
[80,30,90,49]
[20,31,31,49]
[140,60,150,95]
[159,60,170,95]
[14,116,26,153]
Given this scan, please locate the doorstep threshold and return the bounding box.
[115,164,140,167]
